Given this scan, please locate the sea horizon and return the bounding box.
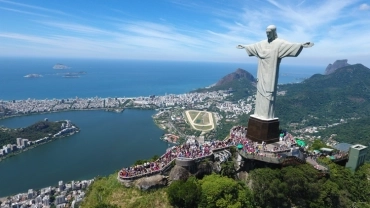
[0,58,323,101]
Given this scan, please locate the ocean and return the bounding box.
[0,58,323,197]
[0,58,323,100]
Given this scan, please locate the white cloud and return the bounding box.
[0,0,68,15]
[359,3,370,10]
[37,21,114,36]
[0,6,49,17]
[0,0,369,66]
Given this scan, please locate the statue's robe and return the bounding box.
[244,38,302,120]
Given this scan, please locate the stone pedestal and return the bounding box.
[247,115,279,143]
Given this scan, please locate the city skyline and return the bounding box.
[1,0,370,66]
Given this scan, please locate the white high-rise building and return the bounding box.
[55,195,65,205]
[7,144,13,152]
[71,181,75,190]
[21,139,29,147]
[42,195,50,206]
[16,138,23,147]
[58,180,64,191]
[2,145,9,154]
[35,195,42,204]
[27,189,34,199]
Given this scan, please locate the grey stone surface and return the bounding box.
[237,25,313,120]
[194,160,215,178]
[169,165,191,181]
[134,175,168,191]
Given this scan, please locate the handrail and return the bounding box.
[238,150,285,164]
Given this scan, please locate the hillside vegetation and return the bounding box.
[276,64,370,128]
[81,172,171,208]
[314,117,370,147]
[83,162,370,208]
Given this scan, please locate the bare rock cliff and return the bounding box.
[325,59,350,75]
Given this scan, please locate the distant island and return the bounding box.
[53,63,70,70]
[63,73,80,78]
[24,74,43,78]
[62,71,87,78]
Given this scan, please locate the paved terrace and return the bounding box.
[231,126,329,171]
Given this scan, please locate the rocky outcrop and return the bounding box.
[53,63,70,69]
[134,175,168,191]
[194,160,215,178]
[325,59,350,75]
[120,179,134,188]
[169,165,191,181]
[215,68,255,86]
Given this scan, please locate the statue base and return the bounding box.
[247,115,279,144]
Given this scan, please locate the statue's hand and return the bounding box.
[302,42,314,48]
[236,45,245,49]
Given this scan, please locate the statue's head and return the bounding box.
[266,25,278,42]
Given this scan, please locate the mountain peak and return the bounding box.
[325,59,350,75]
[215,68,255,86]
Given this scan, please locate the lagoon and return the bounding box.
[0,109,167,197]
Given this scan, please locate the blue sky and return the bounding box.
[1,0,370,66]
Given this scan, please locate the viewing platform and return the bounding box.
[117,126,352,183]
[117,139,231,182]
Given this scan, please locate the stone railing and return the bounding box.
[238,150,285,164]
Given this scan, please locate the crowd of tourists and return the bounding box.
[229,126,297,156]
[119,125,334,180]
[119,138,232,179]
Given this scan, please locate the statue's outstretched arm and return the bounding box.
[236,44,246,49]
[302,42,314,48]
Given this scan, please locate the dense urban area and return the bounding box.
[0,179,94,208]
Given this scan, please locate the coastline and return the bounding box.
[0,129,79,163]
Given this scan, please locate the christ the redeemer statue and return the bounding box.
[237,25,313,120]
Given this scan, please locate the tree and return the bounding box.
[309,139,327,151]
[167,177,201,208]
[220,161,236,179]
[281,165,321,207]
[310,180,341,208]
[199,174,254,208]
[249,168,289,208]
[49,196,55,203]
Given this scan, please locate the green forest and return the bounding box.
[276,64,370,128]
